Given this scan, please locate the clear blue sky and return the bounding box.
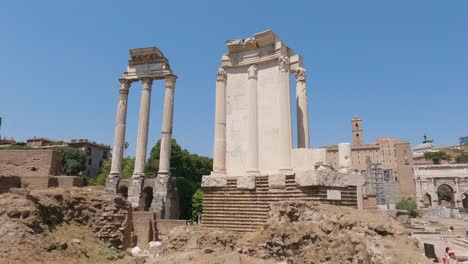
[0,0,467,157]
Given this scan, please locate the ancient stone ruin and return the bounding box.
[106,47,178,219]
[201,30,370,231]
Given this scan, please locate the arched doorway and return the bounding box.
[423,193,432,208]
[117,186,128,198]
[141,187,154,211]
[462,193,468,209]
[437,184,455,208]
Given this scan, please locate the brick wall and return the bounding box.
[157,219,187,236]
[54,176,83,188]
[0,150,63,177]
[132,212,157,249]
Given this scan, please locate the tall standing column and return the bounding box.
[295,67,310,148]
[246,64,259,174]
[106,79,131,192]
[278,56,293,172]
[153,75,176,218]
[128,77,153,208]
[158,75,177,176]
[213,68,227,174]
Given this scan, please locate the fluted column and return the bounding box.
[106,79,131,192]
[278,56,293,172]
[212,68,227,174]
[128,77,152,208]
[295,67,310,148]
[246,64,259,174]
[158,75,176,176]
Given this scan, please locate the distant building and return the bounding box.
[325,116,415,198]
[67,139,111,178]
[25,137,111,178]
[413,135,468,165]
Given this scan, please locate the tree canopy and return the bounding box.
[52,147,86,176]
[456,153,468,164]
[424,151,452,164]
[95,157,135,186]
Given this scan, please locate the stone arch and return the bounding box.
[462,193,468,209]
[141,186,154,211]
[423,193,432,208]
[436,184,455,208]
[117,186,128,198]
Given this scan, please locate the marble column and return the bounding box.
[278,56,293,172]
[295,67,310,149]
[128,77,153,208]
[158,75,176,176]
[246,64,259,174]
[106,79,131,192]
[212,68,227,174]
[154,75,176,218]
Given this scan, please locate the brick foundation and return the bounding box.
[202,175,358,232]
[0,176,20,194]
[132,212,157,249]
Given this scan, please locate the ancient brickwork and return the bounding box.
[202,175,357,232]
[0,150,63,177]
[132,211,157,249]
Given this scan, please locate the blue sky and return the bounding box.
[0,0,466,157]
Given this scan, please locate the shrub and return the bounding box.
[192,189,203,222]
[395,197,420,217]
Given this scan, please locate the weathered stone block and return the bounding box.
[236,175,255,190]
[295,170,318,187]
[295,169,348,187]
[202,175,227,188]
[268,174,285,189]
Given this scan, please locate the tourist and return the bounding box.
[444,249,457,264]
[442,247,451,263]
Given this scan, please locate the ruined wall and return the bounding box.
[0,176,20,193]
[203,175,357,232]
[0,150,63,177]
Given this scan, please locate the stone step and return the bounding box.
[451,239,468,249]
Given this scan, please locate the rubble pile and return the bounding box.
[0,187,133,263]
[156,202,431,264]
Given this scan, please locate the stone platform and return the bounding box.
[202,174,357,232]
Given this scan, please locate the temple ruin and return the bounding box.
[201,30,369,231]
[106,47,177,219]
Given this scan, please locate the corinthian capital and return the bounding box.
[248,64,258,79]
[165,75,177,88]
[278,56,290,72]
[119,78,132,94]
[141,77,153,90]
[217,68,227,81]
[294,67,307,82]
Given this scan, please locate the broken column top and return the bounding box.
[123,46,174,80]
[222,30,303,71]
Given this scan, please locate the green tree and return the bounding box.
[424,151,452,164]
[395,197,419,217]
[145,139,212,219]
[437,185,452,202]
[53,147,86,176]
[192,189,203,222]
[456,153,468,164]
[95,157,135,186]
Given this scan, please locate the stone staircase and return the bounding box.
[451,238,468,250]
[203,175,358,232]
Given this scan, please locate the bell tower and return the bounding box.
[352,115,363,146]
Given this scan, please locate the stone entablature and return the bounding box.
[414,164,468,208]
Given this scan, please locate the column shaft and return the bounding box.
[246,64,259,174]
[278,56,293,172]
[213,68,227,173]
[158,75,177,175]
[132,78,153,178]
[295,68,310,148]
[106,79,131,191]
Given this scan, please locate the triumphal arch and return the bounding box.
[202,30,364,231]
[106,47,177,219]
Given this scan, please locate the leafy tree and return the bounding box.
[2,142,32,150]
[395,197,419,217]
[53,147,86,176]
[437,185,452,202]
[192,189,203,222]
[456,153,468,164]
[424,151,452,164]
[145,139,212,219]
[95,157,135,186]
